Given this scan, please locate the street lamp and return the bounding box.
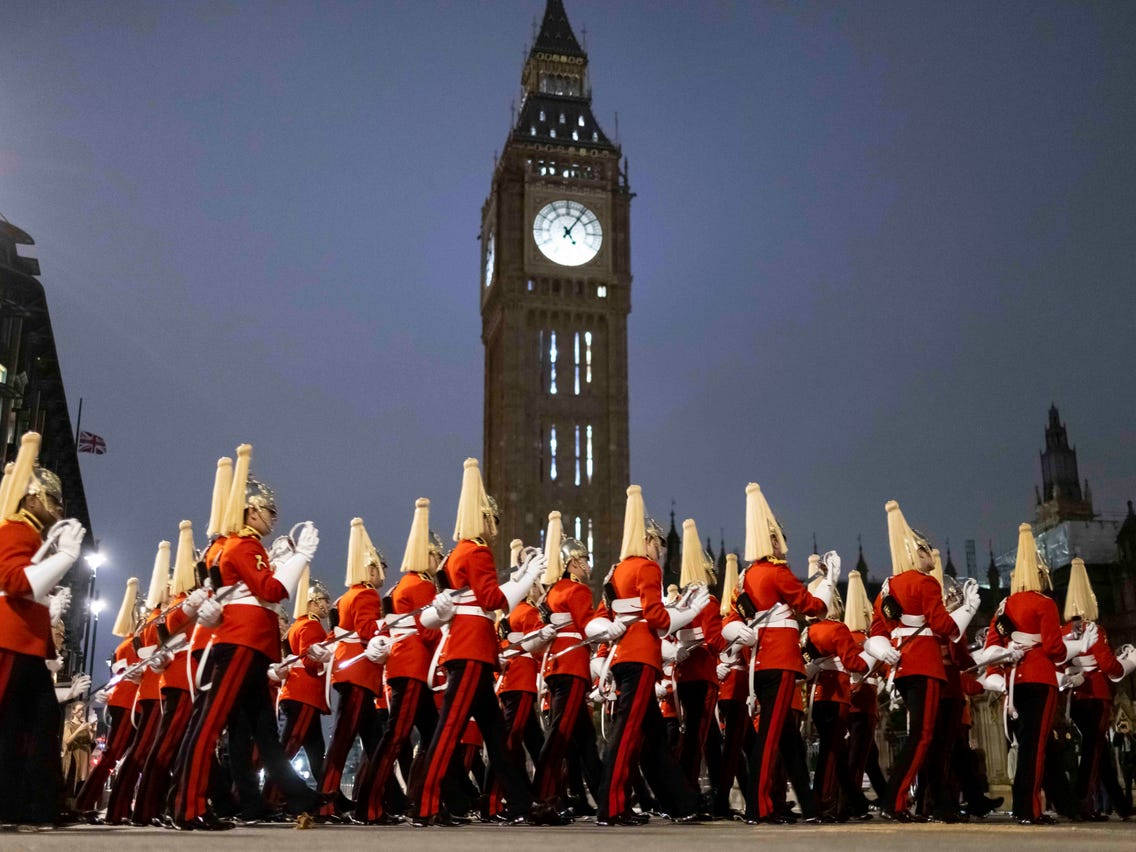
[82,549,106,676]
[87,593,105,678]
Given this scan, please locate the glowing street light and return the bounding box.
[85,551,106,573]
[89,599,106,616]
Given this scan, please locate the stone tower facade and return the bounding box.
[1035,404,1094,529]
[480,1,631,586]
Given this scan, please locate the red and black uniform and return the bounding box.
[805,619,869,819]
[714,641,753,816]
[410,538,532,822]
[594,555,696,823]
[0,513,67,823]
[869,570,958,816]
[675,591,724,795]
[172,529,316,824]
[1064,621,1129,818]
[532,576,603,810]
[735,556,826,821]
[105,607,164,823]
[317,581,384,817]
[918,636,974,820]
[981,590,1065,821]
[75,637,141,813]
[133,592,200,824]
[354,570,447,822]
[844,631,887,808]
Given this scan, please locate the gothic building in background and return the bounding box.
[0,214,94,676]
[481,0,631,585]
[1035,403,1094,529]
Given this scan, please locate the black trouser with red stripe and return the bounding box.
[105,697,161,823]
[0,649,64,823]
[747,669,814,820]
[75,704,131,813]
[354,677,440,821]
[846,709,887,803]
[316,681,381,815]
[411,659,532,820]
[596,662,696,821]
[260,699,325,806]
[917,695,964,817]
[1010,682,1058,820]
[884,675,940,815]
[533,674,601,809]
[1072,698,1128,817]
[677,680,720,794]
[132,687,194,823]
[713,698,751,815]
[485,690,538,816]
[172,644,315,822]
[812,700,867,818]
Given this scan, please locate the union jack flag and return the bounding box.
[77,431,106,454]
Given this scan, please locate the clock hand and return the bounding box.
[562,225,576,245]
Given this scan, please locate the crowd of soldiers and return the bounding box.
[0,432,1133,830]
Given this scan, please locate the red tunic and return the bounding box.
[676,595,724,684]
[439,538,508,667]
[107,637,141,710]
[808,619,868,704]
[280,615,330,712]
[212,532,289,660]
[542,577,599,681]
[497,601,543,694]
[846,630,879,717]
[982,591,1065,687]
[331,583,384,696]
[0,517,52,658]
[869,570,958,682]
[159,593,194,693]
[188,536,226,656]
[608,555,670,671]
[137,609,163,702]
[384,572,442,683]
[1065,622,1123,702]
[742,557,826,676]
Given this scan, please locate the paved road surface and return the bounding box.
[3,817,1133,851]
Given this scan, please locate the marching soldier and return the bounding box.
[713,554,750,818]
[723,483,829,824]
[408,458,545,826]
[171,444,320,829]
[588,485,706,826]
[316,517,388,821]
[842,569,889,811]
[0,432,87,824]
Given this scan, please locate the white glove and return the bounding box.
[1111,645,1136,681]
[268,663,286,683]
[364,634,391,663]
[267,535,295,565]
[272,523,318,600]
[821,550,842,586]
[182,587,209,617]
[804,660,821,680]
[586,617,613,642]
[148,649,174,672]
[661,639,679,662]
[45,655,63,673]
[306,642,332,663]
[521,624,557,653]
[654,681,668,701]
[420,592,456,629]
[56,674,91,703]
[1063,622,1098,662]
[48,587,72,621]
[197,596,223,627]
[1059,670,1085,690]
[715,662,730,681]
[970,644,1020,668]
[24,520,86,599]
[589,656,605,681]
[863,635,901,666]
[666,586,710,633]
[812,578,835,611]
[500,550,547,611]
[979,673,1007,694]
[605,617,629,642]
[123,666,144,684]
[722,620,756,647]
[293,523,320,561]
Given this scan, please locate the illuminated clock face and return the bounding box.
[484,231,495,288]
[532,200,602,266]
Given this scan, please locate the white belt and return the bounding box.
[454,604,491,619]
[756,602,793,622]
[612,597,642,614]
[1073,654,1097,671]
[891,626,927,639]
[556,632,582,641]
[816,657,844,672]
[549,612,574,626]
[339,635,363,646]
[763,619,799,630]
[1011,631,1041,648]
[506,631,525,643]
[220,583,274,610]
[676,627,704,642]
[389,627,417,640]
[899,614,926,627]
[452,590,477,604]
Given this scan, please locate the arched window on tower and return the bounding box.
[549,331,558,395]
[573,332,581,395]
[549,424,558,481]
[586,424,593,481]
[587,518,594,557]
[584,331,592,384]
[574,425,581,486]
[575,516,582,541]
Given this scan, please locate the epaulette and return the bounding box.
[237,525,261,539]
[767,556,788,566]
[11,509,44,533]
[472,537,487,547]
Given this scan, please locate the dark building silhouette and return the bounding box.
[480,0,631,588]
[1035,403,1094,529]
[0,214,94,676]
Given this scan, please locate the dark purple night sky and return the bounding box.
[1,1,1133,668]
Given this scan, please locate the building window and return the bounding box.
[586,424,593,481]
[527,279,535,292]
[574,424,581,486]
[592,131,598,142]
[596,285,607,298]
[587,518,594,557]
[573,332,581,395]
[585,331,592,384]
[572,130,579,141]
[539,110,545,122]
[530,126,536,136]
[549,424,558,481]
[578,115,585,127]
[559,112,566,124]
[550,128,556,138]
[549,331,558,395]
[575,516,582,540]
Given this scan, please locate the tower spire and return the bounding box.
[531,0,585,58]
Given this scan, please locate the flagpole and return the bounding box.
[74,396,83,446]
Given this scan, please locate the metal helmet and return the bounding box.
[941,574,964,612]
[560,537,590,577]
[645,515,665,542]
[309,579,330,603]
[27,465,63,506]
[703,548,718,585]
[427,530,445,561]
[245,476,277,516]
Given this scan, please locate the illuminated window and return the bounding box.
[572,130,579,141]
[550,129,556,139]
[578,115,585,127]
[574,425,581,486]
[539,110,545,122]
[527,279,534,292]
[585,331,592,384]
[549,425,558,481]
[596,285,607,298]
[549,331,558,395]
[530,126,536,136]
[560,112,566,124]
[575,516,582,540]
[592,131,598,142]
[586,425,593,481]
[587,519,594,556]
[573,332,581,395]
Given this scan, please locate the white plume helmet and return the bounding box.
[744,483,785,563]
[680,518,710,587]
[144,541,171,609]
[1010,523,1044,594]
[843,570,872,633]
[171,521,197,596]
[453,458,492,542]
[619,485,648,559]
[930,549,945,589]
[221,444,253,535]
[0,461,15,516]
[720,553,740,617]
[206,457,234,539]
[400,498,432,575]
[1063,557,1098,622]
[509,538,524,569]
[542,511,563,585]
[111,577,141,638]
[346,517,383,587]
[885,500,931,576]
[0,432,41,518]
[292,565,311,620]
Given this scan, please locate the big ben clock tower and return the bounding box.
[481,0,631,587]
